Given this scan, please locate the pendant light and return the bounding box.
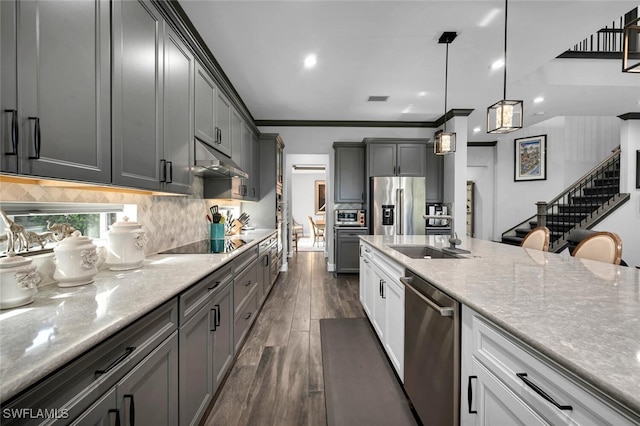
[434,31,457,155]
[622,15,640,73]
[487,0,523,133]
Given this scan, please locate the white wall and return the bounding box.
[467,146,496,241]
[291,170,326,236]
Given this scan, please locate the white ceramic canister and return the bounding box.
[0,253,40,309]
[105,217,147,271]
[53,236,99,287]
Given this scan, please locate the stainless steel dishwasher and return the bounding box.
[400,270,460,425]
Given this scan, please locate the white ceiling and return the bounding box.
[179,1,640,141]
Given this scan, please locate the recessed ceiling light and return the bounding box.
[473,126,481,133]
[534,111,545,116]
[491,59,504,70]
[402,105,413,114]
[304,54,317,69]
[418,91,427,97]
[479,8,501,27]
[533,97,544,103]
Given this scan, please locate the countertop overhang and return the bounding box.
[0,229,276,403]
[360,234,640,416]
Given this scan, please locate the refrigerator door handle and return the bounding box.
[399,188,404,234]
[396,188,403,235]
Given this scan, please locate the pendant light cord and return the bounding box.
[444,42,449,132]
[503,0,508,100]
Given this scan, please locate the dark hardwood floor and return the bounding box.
[204,251,365,426]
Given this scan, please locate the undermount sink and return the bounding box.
[389,245,467,259]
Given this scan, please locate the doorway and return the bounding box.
[291,164,326,252]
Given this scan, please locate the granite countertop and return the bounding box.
[0,229,276,403]
[360,234,640,416]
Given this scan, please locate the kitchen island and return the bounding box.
[360,234,640,421]
[0,229,276,405]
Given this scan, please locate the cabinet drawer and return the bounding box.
[233,245,258,275]
[469,311,639,425]
[234,259,258,315]
[179,264,232,324]
[3,299,178,425]
[234,288,258,351]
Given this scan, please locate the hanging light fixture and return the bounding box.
[434,31,457,155]
[622,15,640,73]
[487,0,522,133]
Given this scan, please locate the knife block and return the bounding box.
[229,219,243,235]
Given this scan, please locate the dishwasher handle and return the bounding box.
[400,276,454,317]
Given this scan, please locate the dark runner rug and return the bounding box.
[320,318,418,426]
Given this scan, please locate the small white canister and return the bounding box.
[0,252,40,309]
[105,217,147,271]
[53,236,99,287]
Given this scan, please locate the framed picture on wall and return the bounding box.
[315,180,326,215]
[515,135,547,181]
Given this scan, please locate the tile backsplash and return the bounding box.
[0,177,213,254]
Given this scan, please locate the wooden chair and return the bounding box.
[307,216,325,247]
[520,226,550,251]
[571,231,623,265]
[292,218,304,251]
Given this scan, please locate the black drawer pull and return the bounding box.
[4,109,18,155]
[160,159,167,183]
[124,394,135,426]
[467,375,477,414]
[215,304,221,327]
[516,373,572,411]
[108,409,121,426]
[210,307,217,331]
[245,280,251,287]
[28,116,40,159]
[166,161,173,183]
[208,280,221,291]
[95,347,135,378]
[244,312,252,320]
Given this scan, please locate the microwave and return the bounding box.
[335,209,366,226]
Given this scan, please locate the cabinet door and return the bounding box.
[371,264,386,341]
[179,305,212,426]
[112,0,163,190]
[397,144,426,176]
[117,333,179,426]
[426,149,444,202]
[212,282,234,391]
[214,90,232,157]
[17,0,111,182]
[194,62,216,146]
[1,0,18,173]
[163,26,193,194]
[336,230,365,273]
[335,145,365,203]
[248,131,260,200]
[70,388,119,426]
[368,143,396,176]
[384,277,404,381]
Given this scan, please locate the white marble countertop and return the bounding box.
[0,229,276,403]
[360,234,640,416]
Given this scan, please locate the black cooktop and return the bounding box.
[160,238,253,254]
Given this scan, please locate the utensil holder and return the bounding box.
[210,223,225,239]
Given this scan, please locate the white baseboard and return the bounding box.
[327,262,335,272]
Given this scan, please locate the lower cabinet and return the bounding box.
[358,241,405,380]
[334,227,368,273]
[461,305,640,425]
[69,388,118,426]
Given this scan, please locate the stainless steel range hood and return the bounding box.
[194,140,248,179]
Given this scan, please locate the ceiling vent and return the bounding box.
[367,95,389,102]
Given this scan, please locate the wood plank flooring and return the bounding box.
[204,251,365,426]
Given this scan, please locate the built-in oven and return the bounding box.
[335,209,365,227]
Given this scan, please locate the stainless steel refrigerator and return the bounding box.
[371,177,426,235]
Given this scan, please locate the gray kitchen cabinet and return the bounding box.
[334,227,368,273]
[211,281,234,391]
[367,141,427,177]
[246,131,260,201]
[195,62,232,158]
[231,109,244,169]
[1,0,111,182]
[112,0,193,194]
[69,388,118,426]
[333,142,365,203]
[215,90,232,157]
[117,332,179,426]
[426,146,444,203]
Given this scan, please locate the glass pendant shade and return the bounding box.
[487,99,523,133]
[434,131,456,155]
[622,17,640,73]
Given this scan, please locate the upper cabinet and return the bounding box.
[1,0,111,182]
[333,142,365,203]
[194,63,232,157]
[367,142,427,177]
[112,0,193,194]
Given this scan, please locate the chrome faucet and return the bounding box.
[423,214,461,249]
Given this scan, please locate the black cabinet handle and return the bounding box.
[381,280,385,299]
[245,280,251,287]
[210,307,217,331]
[244,312,252,320]
[124,394,135,426]
[109,408,121,426]
[166,161,173,183]
[208,280,221,291]
[516,373,572,411]
[28,116,40,159]
[160,159,167,183]
[4,109,18,155]
[215,304,221,327]
[397,166,400,175]
[95,347,135,378]
[252,187,256,197]
[467,375,477,414]
[393,165,396,175]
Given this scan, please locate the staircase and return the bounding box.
[502,147,630,253]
